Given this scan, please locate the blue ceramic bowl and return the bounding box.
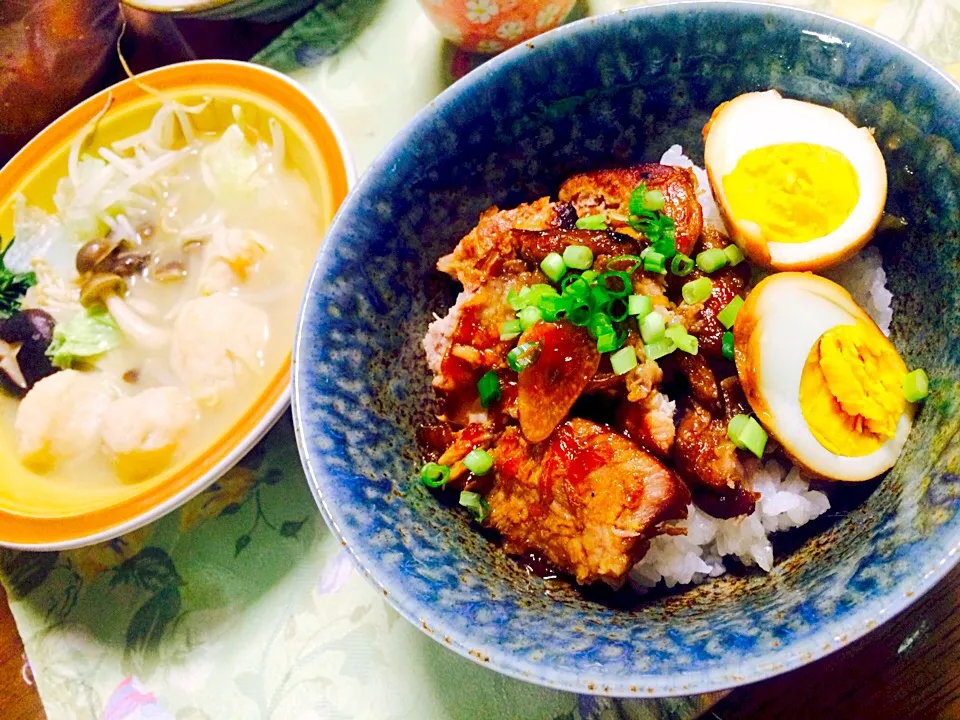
[293,1,960,696]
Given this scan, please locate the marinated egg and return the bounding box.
[703,91,887,271]
[734,273,914,481]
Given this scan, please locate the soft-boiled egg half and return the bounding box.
[734,273,914,481]
[703,90,887,271]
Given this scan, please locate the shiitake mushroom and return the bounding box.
[0,309,57,398]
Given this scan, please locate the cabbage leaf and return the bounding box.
[46,306,121,368]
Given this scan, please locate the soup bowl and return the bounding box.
[293,1,960,698]
[0,60,353,549]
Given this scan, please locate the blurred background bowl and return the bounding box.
[121,0,315,23]
[293,1,960,698]
[416,0,577,53]
[0,60,352,549]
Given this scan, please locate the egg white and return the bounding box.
[704,90,887,271]
[736,273,913,481]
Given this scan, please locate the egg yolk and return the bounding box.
[799,322,906,457]
[722,143,860,243]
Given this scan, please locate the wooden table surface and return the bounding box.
[2,9,960,720]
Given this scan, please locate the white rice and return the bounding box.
[631,459,831,589]
[636,146,891,590]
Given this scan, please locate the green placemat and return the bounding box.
[4,1,959,717]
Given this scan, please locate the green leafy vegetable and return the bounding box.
[46,306,122,368]
[0,239,36,319]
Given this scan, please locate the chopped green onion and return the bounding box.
[564,244,595,270]
[644,338,676,361]
[716,296,744,329]
[696,248,728,273]
[640,246,652,260]
[628,184,650,217]
[642,189,665,211]
[728,415,767,458]
[610,345,638,375]
[903,368,929,402]
[463,448,494,476]
[607,297,630,322]
[575,214,608,231]
[664,325,688,343]
[538,294,570,322]
[526,284,558,304]
[606,255,644,274]
[459,490,490,522]
[581,269,599,284]
[682,277,713,305]
[599,271,632,297]
[518,305,542,330]
[420,462,450,488]
[676,333,698,355]
[727,414,750,444]
[722,331,735,361]
[590,285,611,310]
[540,252,567,283]
[561,274,590,298]
[569,302,592,326]
[477,371,501,408]
[724,244,745,266]
[500,319,522,341]
[670,253,694,276]
[628,294,653,318]
[507,288,523,311]
[597,332,621,354]
[643,251,667,274]
[588,312,615,340]
[508,342,541,372]
[640,311,666,343]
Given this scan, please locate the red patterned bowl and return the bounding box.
[417,0,577,53]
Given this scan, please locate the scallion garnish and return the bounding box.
[724,244,745,266]
[670,253,694,276]
[539,294,570,322]
[575,214,608,232]
[477,370,501,408]
[596,331,623,354]
[518,305,542,330]
[459,490,490,522]
[581,269,599,284]
[643,251,667,274]
[563,244,595,270]
[696,248,728,273]
[903,368,929,402]
[607,297,630,322]
[681,277,713,305]
[507,341,541,372]
[420,462,450,488]
[644,338,676,361]
[568,301,592,326]
[463,448,494,476]
[599,271,631,297]
[610,345,638,375]
[627,294,652,318]
[722,331,735,361]
[640,311,666,344]
[642,189,665,212]
[728,414,767,458]
[500,319,522,341]
[675,333,698,355]
[716,296,744,329]
[606,255,644,274]
[562,274,590,298]
[540,252,567,282]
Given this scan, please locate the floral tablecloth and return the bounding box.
[2,1,959,718]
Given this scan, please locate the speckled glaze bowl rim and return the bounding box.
[0,60,356,551]
[293,1,960,697]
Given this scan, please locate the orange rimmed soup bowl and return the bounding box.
[0,60,353,550]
